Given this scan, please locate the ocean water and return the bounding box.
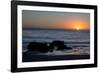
[22,28,90,55]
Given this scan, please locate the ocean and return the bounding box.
[22,28,90,55]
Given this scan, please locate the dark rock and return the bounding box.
[64,46,72,50]
[27,40,72,53]
[27,42,49,53]
[50,40,72,50]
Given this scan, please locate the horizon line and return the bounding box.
[23,27,90,31]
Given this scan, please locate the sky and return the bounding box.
[22,10,90,30]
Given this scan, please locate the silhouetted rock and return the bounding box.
[27,42,49,53]
[27,40,72,53]
[64,46,72,50]
[50,40,72,51]
[49,40,64,51]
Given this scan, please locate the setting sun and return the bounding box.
[64,18,90,30]
[76,27,80,30]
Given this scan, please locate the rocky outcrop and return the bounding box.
[27,40,72,53]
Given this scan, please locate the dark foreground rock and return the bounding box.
[27,42,49,53]
[49,40,72,51]
[27,40,72,53]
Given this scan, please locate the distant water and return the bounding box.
[22,28,90,54]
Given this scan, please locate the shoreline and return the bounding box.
[22,51,90,62]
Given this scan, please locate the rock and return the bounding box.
[27,40,72,53]
[50,40,72,51]
[64,46,72,50]
[27,42,49,53]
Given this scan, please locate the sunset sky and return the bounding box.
[22,10,90,30]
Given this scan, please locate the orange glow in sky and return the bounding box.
[63,18,90,30]
[23,10,90,30]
